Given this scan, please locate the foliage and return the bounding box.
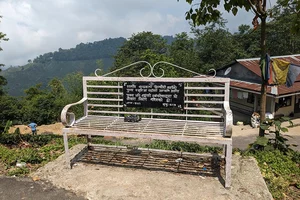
[181,0,300,29]
[0,16,9,95]
[0,133,86,176]
[244,117,300,199]
[1,120,12,135]
[0,95,21,132]
[248,117,296,153]
[2,37,125,96]
[142,140,222,153]
[34,38,126,63]
[245,150,300,199]
[21,84,57,124]
[192,20,248,71]
[233,24,261,58]
[111,32,171,76]
[267,5,300,55]
[17,72,84,125]
[181,0,251,26]
[169,32,202,75]
[277,0,300,33]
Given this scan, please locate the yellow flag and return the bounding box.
[272,58,290,85]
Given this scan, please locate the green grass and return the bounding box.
[244,150,300,199]
[0,134,85,176]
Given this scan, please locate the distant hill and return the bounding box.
[163,35,175,45]
[1,37,126,96]
[1,35,175,96]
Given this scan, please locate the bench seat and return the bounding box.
[69,115,224,137]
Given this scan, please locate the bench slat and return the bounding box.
[87,92,122,95]
[185,86,225,90]
[184,107,222,111]
[185,94,224,97]
[88,104,123,108]
[87,85,122,89]
[185,101,224,104]
[87,110,223,118]
[88,98,122,101]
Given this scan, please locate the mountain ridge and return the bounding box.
[1,35,175,96]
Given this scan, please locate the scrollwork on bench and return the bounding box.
[61,97,87,127]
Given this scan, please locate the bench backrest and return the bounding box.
[82,76,230,122]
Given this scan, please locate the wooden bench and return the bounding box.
[61,61,233,188]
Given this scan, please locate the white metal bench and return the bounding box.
[61,61,233,188]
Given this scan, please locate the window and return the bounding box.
[278,96,292,108]
[247,93,254,104]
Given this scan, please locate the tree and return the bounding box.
[0,16,9,95]
[192,20,248,72]
[233,25,260,58]
[169,32,201,75]
[180,0,300,137]
[266,3,300,55]
[112,32,170,76]
[277,0,300,33]
[0,95,21,132]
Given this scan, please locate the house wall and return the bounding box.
[266,96,275,114]
[229,89,254,115]
[216,63,261,83]
[295,95,300,113]
[275,96,295,116]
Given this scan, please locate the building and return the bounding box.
[215,54,300,123]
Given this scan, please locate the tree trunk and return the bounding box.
[259,16,267,137]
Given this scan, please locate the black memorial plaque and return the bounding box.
[123,82,184,109]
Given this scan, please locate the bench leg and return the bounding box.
[63,132,71,169]
[87,135,92,149]
[225,143,232,188]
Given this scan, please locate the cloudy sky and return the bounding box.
[0,0,275,67]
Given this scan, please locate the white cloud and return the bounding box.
[0,0,277,67]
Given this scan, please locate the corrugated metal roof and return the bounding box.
[224,54,300,96]
[236,54,300,80]
[230,79,300,96]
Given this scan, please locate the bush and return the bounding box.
[142,140,222,153]
[245,150,300,199]
[7,167,30,176]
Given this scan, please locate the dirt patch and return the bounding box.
[9,123,63,135]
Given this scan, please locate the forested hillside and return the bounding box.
[1,37,126,96]
[1,36,175,96]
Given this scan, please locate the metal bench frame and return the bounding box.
[61,61,233,188]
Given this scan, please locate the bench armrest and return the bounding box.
[61,97,88,127]
[223,101,233,137]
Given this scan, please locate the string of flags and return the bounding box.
[260,54,300,87]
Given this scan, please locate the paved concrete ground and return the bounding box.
[30,144,273,200]
[0,176,85,200]
[232,118,300,151]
